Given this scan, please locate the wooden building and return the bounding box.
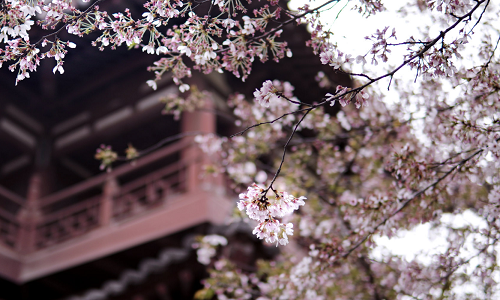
[0,40,236,299]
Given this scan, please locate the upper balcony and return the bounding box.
[0,139,232,284]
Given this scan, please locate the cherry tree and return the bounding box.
[2,0,500,298]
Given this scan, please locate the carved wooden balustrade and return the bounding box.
[0,208,18,249]
[112,160,186,221]
[35,196,102,249]
[0,212,18,248]
[0,186,24,249]
[0,140,196,252]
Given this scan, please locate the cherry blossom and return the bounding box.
[236,183,305,246]
[253,80,279,107]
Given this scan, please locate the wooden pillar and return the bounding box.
[100,177,119,226]
[16,173,43,253]
[181,88,217,193]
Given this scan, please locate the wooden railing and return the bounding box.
[0,208,18,248]
[0,140,198,251]
[38,140,191,208]
[113,160,186,221]
[35,195,101,249]
[0,186,23,249]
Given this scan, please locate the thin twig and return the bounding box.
[247,0,341,43]
[481,34,500,68]
[468,0,490,34]
[277,93,313,107]
[230,108,309,137]
[115,131,202,161]
[386,41,429,46]
[266,108,312,191]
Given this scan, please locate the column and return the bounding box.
[180,80,217,193]
[100,177,119,226]
[16,173,43,253]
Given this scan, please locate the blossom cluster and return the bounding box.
[0,0,291,89]
[237,183,305,246]
[94,144,118,171]
[253,80,279,107]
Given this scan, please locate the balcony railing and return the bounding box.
[0,207,18,248]
[0,139,198,252]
